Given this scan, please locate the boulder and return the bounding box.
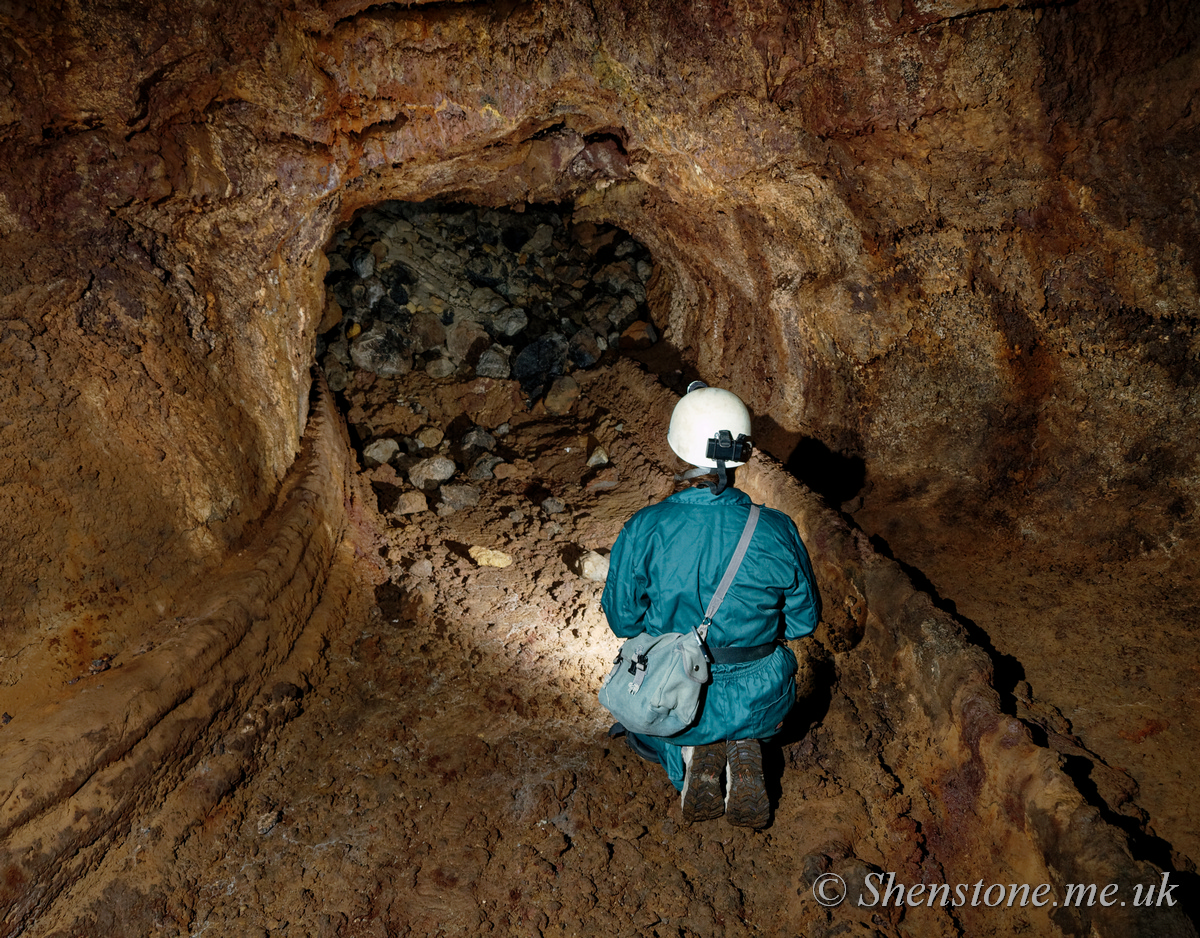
[409,455,457,489]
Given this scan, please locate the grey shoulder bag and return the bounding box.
[598,504,761,737]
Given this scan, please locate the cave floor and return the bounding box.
[152,366,995,938]
[123,361,1196,938]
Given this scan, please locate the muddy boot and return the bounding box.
[725,738,770,829]
[681,742,726,822]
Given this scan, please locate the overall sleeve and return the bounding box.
[782,528,822,641]
[600,518,652,638]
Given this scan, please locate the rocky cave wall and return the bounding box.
[2,0,1196,678]
[0,0,1197,930]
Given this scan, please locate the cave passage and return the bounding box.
[4,0,1198,930]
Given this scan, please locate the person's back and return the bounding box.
[601,384,820,829]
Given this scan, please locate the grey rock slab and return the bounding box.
[438,484,482,514]
[573,549,610,582]
[409,455,457,489]
[470,286,508,315]
[493,307,528,337]
[408,557,434,578]
[475,345,511,379]
[541,496,567,515]
[461,428,497,451]
[425,357,456,378]
[350,324,412,376]
[521,223,554,255]
[468,454,505,480]
[363,438,400,468]
[352,250,376,279]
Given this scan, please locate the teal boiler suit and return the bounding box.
[601,485,821,790]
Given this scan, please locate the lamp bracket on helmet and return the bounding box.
[706,430,751,464]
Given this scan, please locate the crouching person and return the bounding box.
[600,384,820,829]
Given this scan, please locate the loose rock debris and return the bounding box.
[318,200,659,404]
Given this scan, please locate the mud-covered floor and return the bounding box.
[146,366,1029,938]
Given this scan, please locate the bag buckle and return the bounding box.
[693,621,714,664]
[627,652,649,693]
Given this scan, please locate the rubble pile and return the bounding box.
[318,202,658,402]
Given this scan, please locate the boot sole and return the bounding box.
[681,742,726,823]
[725,738,770,829]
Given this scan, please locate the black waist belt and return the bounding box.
[708,642,777,664]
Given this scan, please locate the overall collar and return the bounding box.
[666,485,750,505]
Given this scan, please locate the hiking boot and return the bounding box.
[681,742,726,823]
[725,738,770,829]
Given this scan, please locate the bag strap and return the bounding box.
[693,503,761,657]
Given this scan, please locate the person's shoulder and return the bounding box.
[622,494,680,528]
[756,503,803,538]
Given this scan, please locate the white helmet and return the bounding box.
[667,385,752,469]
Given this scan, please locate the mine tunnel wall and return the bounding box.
[2,0,1196,700]
[0,378,377,932]
[0,0,1197,931]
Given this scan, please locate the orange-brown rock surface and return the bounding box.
[0,1,1197,935]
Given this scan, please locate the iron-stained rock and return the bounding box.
[619,320,657,350]
[544,375,580,415]
[408,311,446,353]
[468,546,513,568]
[392,491,428,515]
[415,427,444,449]
[447,320,490,366]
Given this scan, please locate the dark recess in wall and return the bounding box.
[784,436,866,509]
